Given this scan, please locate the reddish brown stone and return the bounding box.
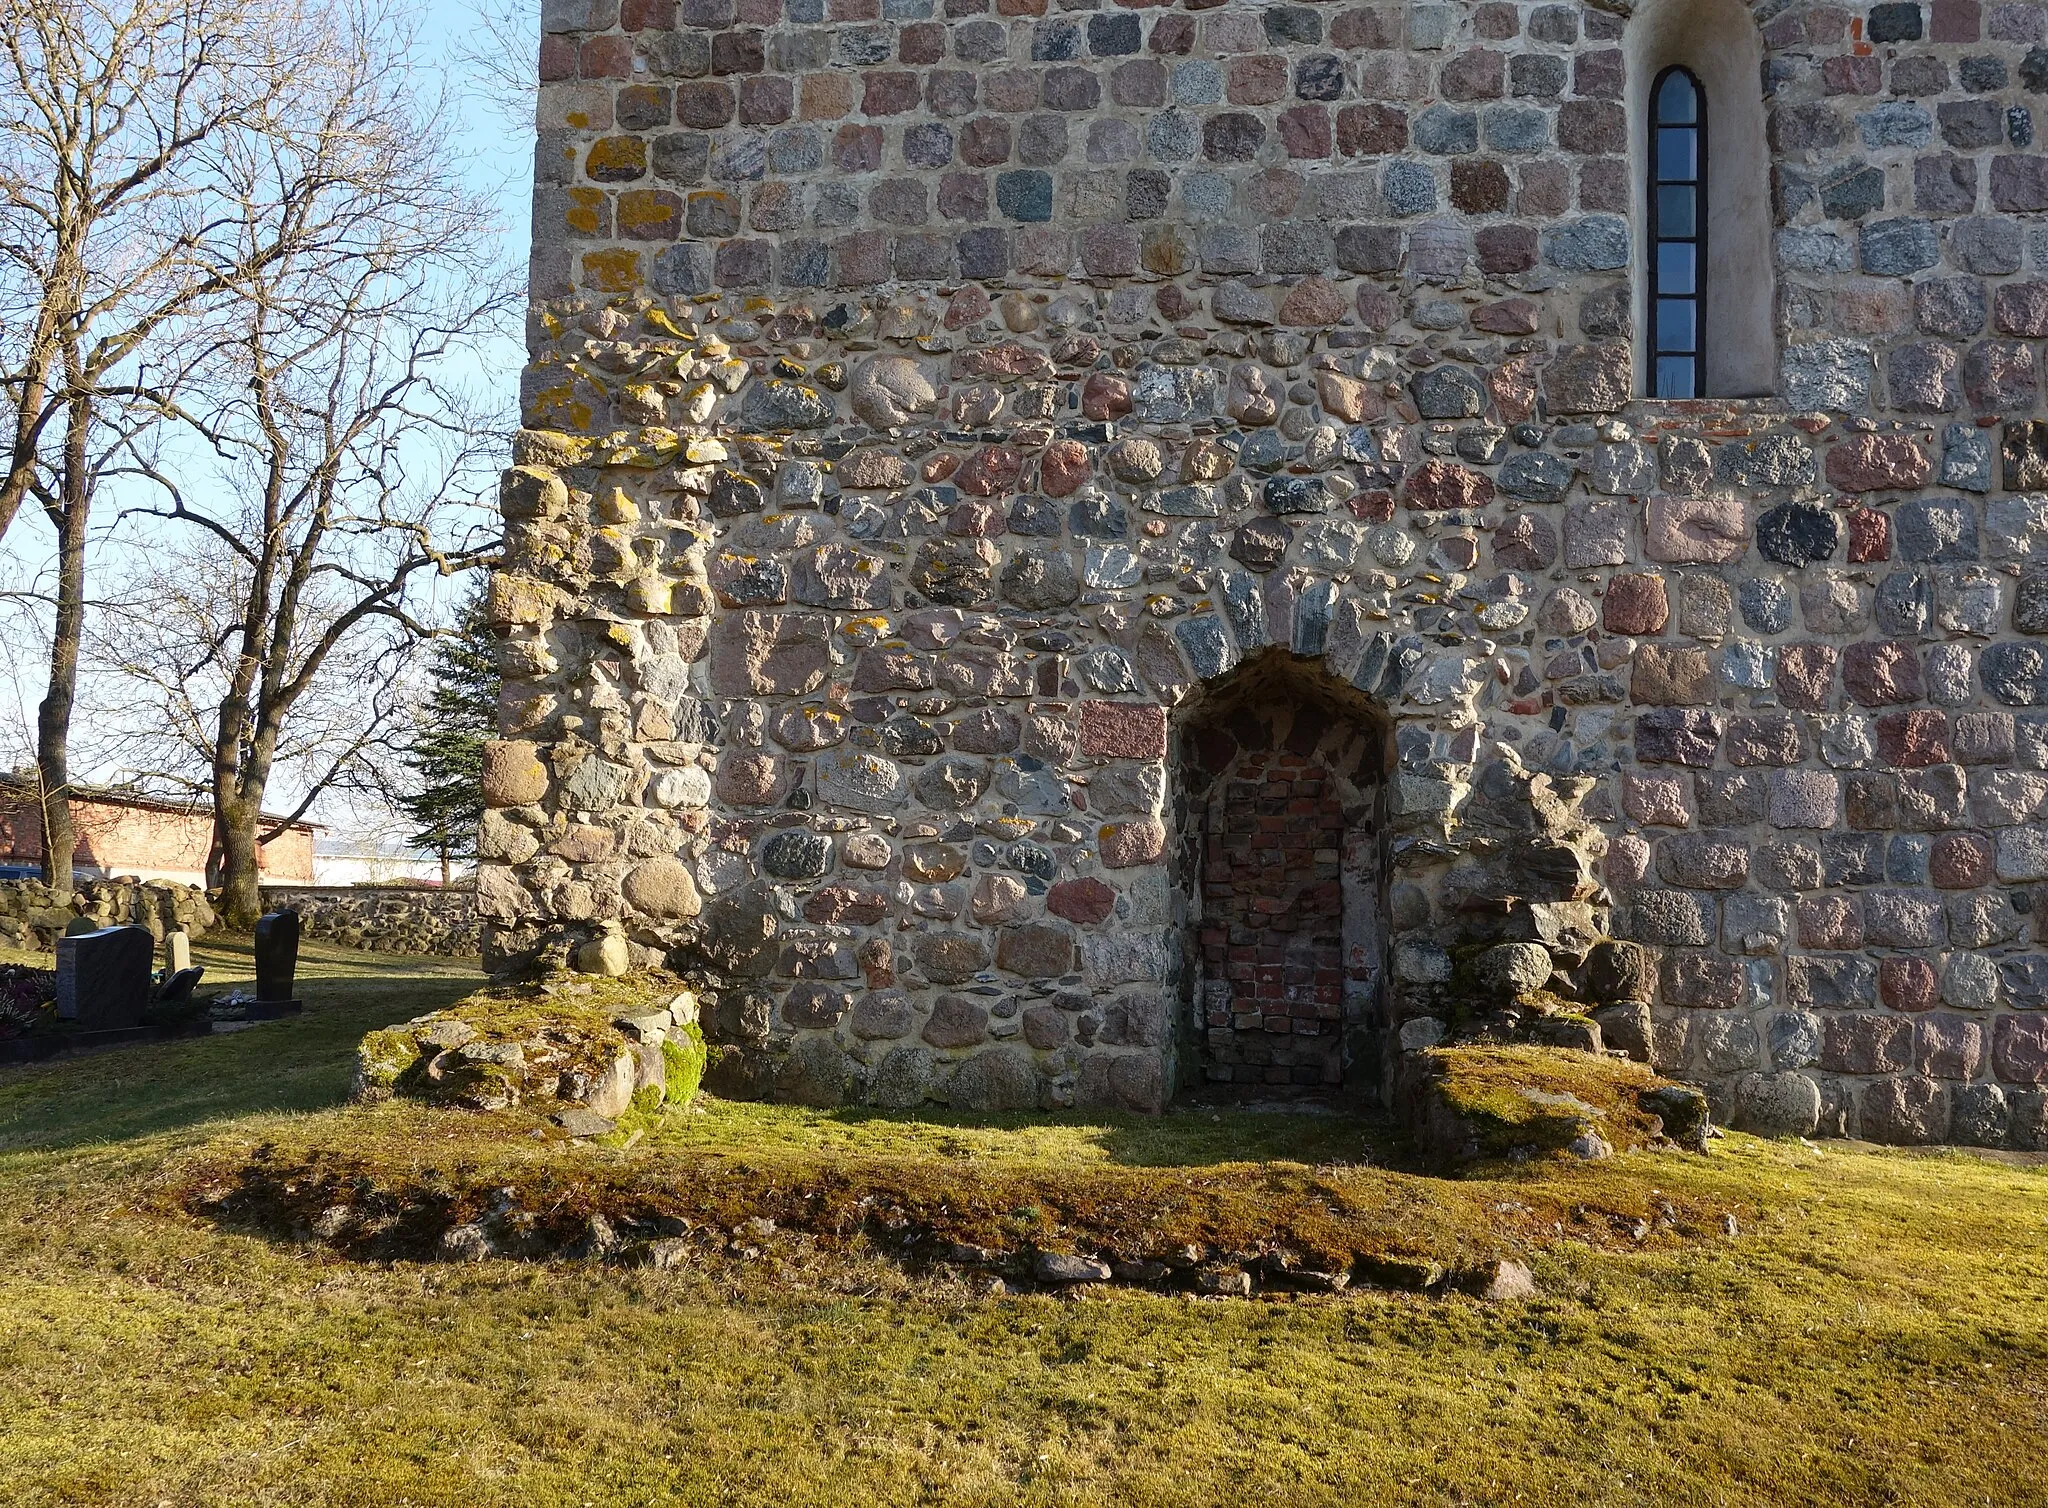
[1227,53,1289,105]
[1335,103,1407,156]
[1492,513,1556,571]
[1080,701,1167,759]
[554,824,618,862]
[1826,434,1932,492]
[1822,1013,1914,1074]
[1451,159,1511,213]
[716,751,790,806]
[1775,643,1838,711]
[1994,1014,2048,1084]
[1844,641,1925,707]
[803,885,891,925]
[839,449,909,489]
[1403,460,1494,511]
[783,982,850,1029]
[954,445,1022,497]
[1645,495,1747,563]
[1930,831,1995,887]
[1919,1015,1985,1081]
[944,284,990,329]
[921,992,990,1044]
[1278,275,1346,327]
[1603,573,1669,635]
[833,122,884,170]
[1039,439,1092,497]
[1047,876,1117,924]
[1846,508,1891,563]
[1846,768,1899,832]
[1277,105,1333,160]
[1996,280,2048,337]
[1630,645,1713,705]
[1472,297,1540,335]
[1661,954,1747,1009]
[1875,708,1951,768]
[1543,342,1632,414]
[1441,47,1505,99]
[1880,956,1940,1011]
[995,923,1075,979]
[1081,372,1132,421]
[1475,223,1540,274]
[1725,715,1806,767]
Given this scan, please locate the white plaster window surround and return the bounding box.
[1626,0,1777,399]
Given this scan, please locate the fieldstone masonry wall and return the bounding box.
[261,886,483,957]
[495,0,2048,1142]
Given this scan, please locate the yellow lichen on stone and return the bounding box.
[563,187,606,236]
[581,249,640,293]
[626,576,672,614]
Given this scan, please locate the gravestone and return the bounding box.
[54,926,155,1031]
[156,967,204,1004]
[254,909,302,1008]
[165,930,192,975]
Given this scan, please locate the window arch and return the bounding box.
[1627,0,1773,399]
[1649,67,1705,398]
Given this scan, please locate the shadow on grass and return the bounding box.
[0,940,482,1157]
[4,937,1384,1172]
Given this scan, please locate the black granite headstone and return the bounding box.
[254,909,301,1004]
[156,967,205,1004]
[54,925,155,1030]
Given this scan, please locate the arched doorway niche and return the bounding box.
[1172,648,1394,1104]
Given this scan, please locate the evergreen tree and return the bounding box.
[397,582,497,884]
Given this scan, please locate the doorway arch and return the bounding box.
[1172,648,1393,1102]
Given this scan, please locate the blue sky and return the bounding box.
[0,0,540,844]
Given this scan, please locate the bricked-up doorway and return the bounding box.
[1174,651,1391,1102]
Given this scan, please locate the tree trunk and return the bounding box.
[439,842,451,888]
[214,796,264,929]
[35,390,91,895]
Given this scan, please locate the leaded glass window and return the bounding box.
[1649,67,1705,400]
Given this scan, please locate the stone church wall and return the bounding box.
[491,0,2048,1142]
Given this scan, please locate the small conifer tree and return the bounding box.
[397,583,497,884]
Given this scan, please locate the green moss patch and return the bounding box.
[1416,1044,1701,1165]
[353,972,701,1124]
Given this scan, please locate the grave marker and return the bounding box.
[253,909,302,1012]
[54,926,154,1031]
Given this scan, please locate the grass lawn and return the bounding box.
[1,937,2046,1506]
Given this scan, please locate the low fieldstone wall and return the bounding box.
[0,878,215,951]
[262,885,481,958]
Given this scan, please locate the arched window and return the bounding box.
[1627,0,1772,399]
[1648,68,1705,399]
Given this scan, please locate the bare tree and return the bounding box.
[96,40,515,925]
[0,0,456,890]
[450,0,540,141]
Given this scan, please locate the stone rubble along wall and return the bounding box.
[260,886,482,958]
[0,878,216,950]
[499,0,2048,1141]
